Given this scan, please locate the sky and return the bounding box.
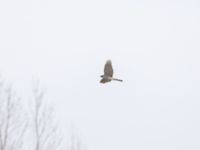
[1,0,200,150]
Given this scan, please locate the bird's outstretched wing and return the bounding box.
[104,60,113,77]
[100,78,110,83]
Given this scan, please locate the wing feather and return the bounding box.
[104,60,113,77]
[100,78,110,83]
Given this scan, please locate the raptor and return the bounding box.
[100,60,123,83]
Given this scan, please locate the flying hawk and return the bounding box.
[100,60,123,83]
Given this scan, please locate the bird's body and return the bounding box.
[100,60,123,83]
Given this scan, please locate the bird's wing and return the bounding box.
[100,78,110,83]
[104,60,113,77]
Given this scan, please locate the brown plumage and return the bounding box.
[100,60,122,83]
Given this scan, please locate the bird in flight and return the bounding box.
[100,60,123,83]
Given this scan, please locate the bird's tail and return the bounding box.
[112,78,123,82]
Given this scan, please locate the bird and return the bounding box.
[100,60,123,83]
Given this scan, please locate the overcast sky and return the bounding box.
[1,0,200,150]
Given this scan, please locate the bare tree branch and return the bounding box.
[30,81,61,150]
[0,79,27,150]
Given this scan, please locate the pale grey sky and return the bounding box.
[1,0,200,150]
